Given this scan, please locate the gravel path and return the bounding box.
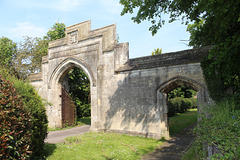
[141,124,196,160]
[45,125,90,144]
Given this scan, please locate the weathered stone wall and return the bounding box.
[29,21,212,138]
[102,63,210,138]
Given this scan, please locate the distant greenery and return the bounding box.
[46,22,66,41]
[168,97,194,117]
[167,86,197,117]
[152,48,162,55]
[0,22,65,79]
[169,109,197,136]
[68,67,91,119]
[0,37,17,69]
[168,86,197,99]
[77,117,91,125]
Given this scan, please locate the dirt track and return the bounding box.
[141,124,196,160]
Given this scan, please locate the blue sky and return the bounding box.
[0,0,192,58]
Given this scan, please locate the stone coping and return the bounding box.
[115,46,212,72]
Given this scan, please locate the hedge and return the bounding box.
[168,97,193,117]
[0,75,32,159]
[0,67,48,159]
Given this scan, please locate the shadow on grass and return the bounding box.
[31,143,57,160]
[142,124,196,160]
[169,109,197,136]
[43,143,57,158]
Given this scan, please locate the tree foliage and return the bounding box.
[1,22,66,80]
[68,67,91,118]
[186,19,204,48]
[46,22,66,41]
[168,86,196,99]
[0,37,17,70]
[152,48,162,55]
[14,36,48,79]
[120,0,240,101]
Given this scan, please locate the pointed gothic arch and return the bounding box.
[156,75,207,137]
[48,57,96,88]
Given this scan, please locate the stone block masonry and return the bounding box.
[29,20,212,139]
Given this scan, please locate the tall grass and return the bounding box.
[182,96,240,159]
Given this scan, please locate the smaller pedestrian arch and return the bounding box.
[157,76,207,137]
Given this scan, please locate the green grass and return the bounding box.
[45,132,163,160]
[48,117,91,131]
[181,142,205,160]
[169,108,198,136]
[181,145,196,160]
[45,109,198,159]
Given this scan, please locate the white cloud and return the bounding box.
[98,0,122,14]
[9,22,46,41]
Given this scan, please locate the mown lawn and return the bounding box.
[44,132,163,160]
[44,109,198,160]
[169,108,198,136]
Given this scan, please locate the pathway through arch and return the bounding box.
[45,125,90,144]
[142,123,196,160]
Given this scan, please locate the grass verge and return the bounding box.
[45,132,163,160]
[169,108,198,136]
[181,142,201,160]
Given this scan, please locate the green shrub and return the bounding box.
[189,97,197,108]
[0,67,48,158]
[0,75,32,159]
[168,97,193,117]
[14,80,48,158]
[173,97,182,113]
[75,99,91,118]
[167,99,177,117]
[195,96,240,159]
[182,98,192,112]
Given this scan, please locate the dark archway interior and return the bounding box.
[61,66,91,127]
[160,79,199,136]
[161,80,198,94]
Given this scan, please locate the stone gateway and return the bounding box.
[29,21,212,139]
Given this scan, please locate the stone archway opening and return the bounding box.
[50,58,95,129]
[59,66,91,128]
[157,76,206,137]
